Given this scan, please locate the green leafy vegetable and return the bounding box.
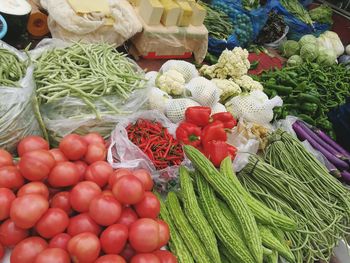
[309,4,333,25]
[280,40,300,58]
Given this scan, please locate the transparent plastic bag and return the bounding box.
[160,60,199,83]
[0,41,42,153]
[147,87,171,114]
[186,77,220,107]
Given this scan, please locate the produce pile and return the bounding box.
[0,48,27,87]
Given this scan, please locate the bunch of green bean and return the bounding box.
[0,48,26,87]
[280,0,313,26]
[238,155,350,263]
[34,43,145,117]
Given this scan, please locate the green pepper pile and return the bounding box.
[257,62,350,137]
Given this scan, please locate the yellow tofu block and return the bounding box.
[67,0,110,15]
[139,0,164,25]
[191,3,206,26]
[159,0,181,26]
[175,1,193,27]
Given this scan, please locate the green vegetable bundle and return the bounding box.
[0,48,27,87]
[280,0,313,26]
[309,4,333,25]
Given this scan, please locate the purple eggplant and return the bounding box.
[324,159,341,178]
[341,171,350,183]
[292,121,349,171]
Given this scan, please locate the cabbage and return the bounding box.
[280,40,300,58]
[300,44,318,62]
[317,49,337,66]
[287,55,303,67]
[299,35,317,47]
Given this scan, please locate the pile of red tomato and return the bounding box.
[0,133,177,263]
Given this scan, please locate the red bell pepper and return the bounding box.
[203,141,229,167]
[176,122,202,147]
[211,112,237,129]
[185,106,211,127]
[201,121,227,148]
[227,144,237,160]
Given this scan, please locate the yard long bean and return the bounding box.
[0,48,26,87]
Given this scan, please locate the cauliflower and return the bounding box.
[211,79,242,103]
[156,70,185,96]
[147,87,171,113]
[234,75,263,92]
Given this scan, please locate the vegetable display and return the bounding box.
[280,0,313,26]
[256,11,287,45]
[0,48,26,87]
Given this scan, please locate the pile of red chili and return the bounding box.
[126,119,184,170]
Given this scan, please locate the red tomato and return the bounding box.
[95,255,126,263]
[112,175,144,205]
[10,237,48,263]
[0,219,29,246]
[34,248,70,263]
[131,254,161,263]
[156,220,170,249]
[109,169,132,188]
[10,194,49,229]
[133,169,154,191]
[49,233,71,251]
[134,192,160,219]
[0,166,24,190]
[48,162,80,188]
[101,190,113,197]
[35,208,69,239]
[50,191,73,215]
[67,232,100,263]
[0,149,13,167]
[153,250,178,263]
[23,150,56,170]
[17,136,49,157]
[129,218,160,253]
[49,149,68,163]
[83,133,105,145]
[100,224,128,254]
[74,160,87,181]
[67,213,101,236]
[120,243,136,262]
[59,134,88,161]
[84,143,107,164]
[116,207,138,227]
[0,187,16,220]
[89,195,122,226]
[17,182,49,199]
[0,243,4,260]
[85,161,113,188]
[70,181,101,212]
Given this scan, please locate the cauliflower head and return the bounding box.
[234,75,263,92]
[211,79,242,103]
[156,70,186,96]
[147,87,171,113]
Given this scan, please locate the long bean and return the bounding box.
[0,48,26,87]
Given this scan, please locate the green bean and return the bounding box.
[0,48,26,87]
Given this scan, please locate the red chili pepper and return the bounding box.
[211,112,237,129]
[185,106,211,127]
[203,140,229,167]
[176,122,202,147]
[201,121,227,148]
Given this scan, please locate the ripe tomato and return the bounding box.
[17,182,49,199]
[109,169,132,188]
[120,243,136,262]
[89,195,122,226]
[59,134,88,161]
[129,218,160,253]
[34,248,70,263]
[17,136,49,157]
[85,161,113,188]
[23,150,56,170]
[117,207,138,227]
[95,255,126,263]
[131,254,161,263]
[153,250,178,263]
[0,219,29,246]
[49,149,68,163]
[35,208,69,239]
[101,190,114,197]
[83,133,105,145]
[0,149,13,167]
[10,237,48,263]
[67,213,101,236]
[0,187,16,220]
[0,243,4,260]
[70,181,101,212]
[50,191,73,215]
[132,169,154,191]
[48,162,80,187]
[10,194,49,229]
[67,232,100,263]
[156,220,170,249]
[100,224,128,254]
[84,143,107,164]
[74,160,87,181]
[0,166,24,190]
[49,233,71,251]
[112,175,144,205]
[134,192,160,219]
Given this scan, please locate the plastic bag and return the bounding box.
[0,41,42,153]
[41,0,142,46]
[107,110,184,191]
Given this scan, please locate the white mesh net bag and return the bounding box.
[165,98,200,123]
[186,77,220,107]
[160,60,199,83]
[211,103,227,114]
[226,91,283,124]
[145,71,159,88]
[147,87,171,114]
